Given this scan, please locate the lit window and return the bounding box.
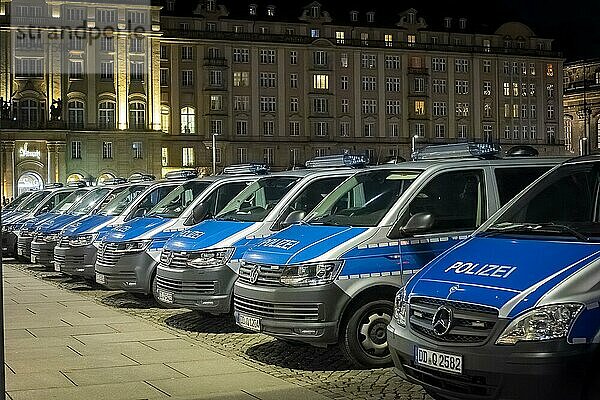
[182,147,195,166]
[180,107,195,134]
[415,101,425,115]
[336,31,345,44]
[546,64,554,77]
[132,142,143,159]
[407,35,415,47]
[129,102,146,130]
[313,74,329,90]
[385,34,394,47]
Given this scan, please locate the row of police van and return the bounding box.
[2,143,599,400]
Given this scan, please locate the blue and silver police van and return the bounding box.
[233,144,563,368]
[17,184,91,265]
[28,180,135,269]
[94,166,267,298]
[3,184,76,259]
[388,155,600,400]
[155,155,363,313]
[1,191,36,220]
[55,172,191,279]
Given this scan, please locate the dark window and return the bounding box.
[401,170,486,233]
[213,182,250,215]
[494,167,550,206]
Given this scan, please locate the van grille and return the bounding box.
[159,250,189,270]
[95,243,121,268]
[409,297,498,344]
[156,275,215,295]
[234,295,320,321]
[237,263,285,287]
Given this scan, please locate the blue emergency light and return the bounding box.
[305,154,368,169]
[411,143,501,161]
[127,173,156,182]
[223,163,270,175]
[44,183,64,189]
[164,170,199,180]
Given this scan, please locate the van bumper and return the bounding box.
[387,319,597,400]
[95,251,156,294]
[54,245,96,278]
[233,281,350,346]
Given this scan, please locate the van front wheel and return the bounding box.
[340,299,394,369]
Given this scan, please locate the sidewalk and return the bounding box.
[3,265,329,400]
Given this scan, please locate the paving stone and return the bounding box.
[63,364,186,385]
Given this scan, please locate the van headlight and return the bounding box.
[394,287,408,327]
[116,240,152,253]
[68,233,99,247]
[496,303,584,345]
[2,224,18,233]
[43,233,60,243]
[188,248,234,268]
[280,261,343,287]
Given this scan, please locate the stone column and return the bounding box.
[46,141,65,184]
[1,140,15,199]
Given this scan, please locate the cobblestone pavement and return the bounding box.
[6,262,431,400]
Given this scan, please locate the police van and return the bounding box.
[233,144,563,368]
[387,155,600,400]
[53,173,176,278]
[1,191,37,220]
[94,166,267,297]
[155,155,364,313]
[3,184,78,259]
[20,184,91,265]
[28,180,135,269]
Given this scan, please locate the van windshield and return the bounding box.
[216,177,299,223]
[484,162,600,241]
[53,189,89,214]
[98,185,148,216]
[148,181,210,218]
[307,170,421,227]
[68,188,111,216]
[20,191,52,212]
[4,192,34,211]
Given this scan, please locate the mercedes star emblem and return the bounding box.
[432,306,454,337]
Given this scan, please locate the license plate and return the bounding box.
[157,289,173,304]
[54,263,61,272]
[17,248,23,256]
[237,313,261,332]
[415,346,462,374]
[31,255,37,263]
[95,273,105,284]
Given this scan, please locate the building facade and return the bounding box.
[0,0,566,199]
[563,59,600,155]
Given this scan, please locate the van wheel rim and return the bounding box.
[359,311,391,357]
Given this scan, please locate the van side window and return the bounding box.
[495,167,550,206]
[400,169,486,233]
[214,182,249,214]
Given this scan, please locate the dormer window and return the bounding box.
[350,10,358,22]
[408,12,415,24]
[166,0,175,12]
[311,5,320,18]
[249,4,257,16]
[444,17,452,29]
[459,18,466,29]
[267,5,275,17]
[206,0,215,12]
[367,11,375,23]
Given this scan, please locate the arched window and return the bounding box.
[20,99,39,128]
[68,100,85,129]
[98,100,116,129]
[181,106,195,134]
[129,101,146,130]
[161,105,170,133]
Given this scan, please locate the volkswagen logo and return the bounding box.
[432,306,454,337]
[249,265,260,284]
[163,251,174,265]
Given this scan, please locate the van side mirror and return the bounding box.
[388,212,435,239]
[133,208,147,218]
[280,210,306,229]
[192,202,209,224]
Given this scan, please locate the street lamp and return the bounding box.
[212,133,218,176]
[411,134,419,154]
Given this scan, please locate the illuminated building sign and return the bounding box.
[19,143,41,160]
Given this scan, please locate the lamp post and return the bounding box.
[212,133,217,175]
[411,134,419,154]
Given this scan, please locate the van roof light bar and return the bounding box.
[128,173,156,183]
[305,154,368,169]
[223,163,270,175]
[412,143,501,161]
[44,183,64,189]
[66,181,88,188]
[164,170,199,180]
[102,177,128,185]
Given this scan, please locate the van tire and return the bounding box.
[340,298,394,369]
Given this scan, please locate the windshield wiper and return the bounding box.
[485,222,590,242]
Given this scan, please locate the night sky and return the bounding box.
[320,0,600,61]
